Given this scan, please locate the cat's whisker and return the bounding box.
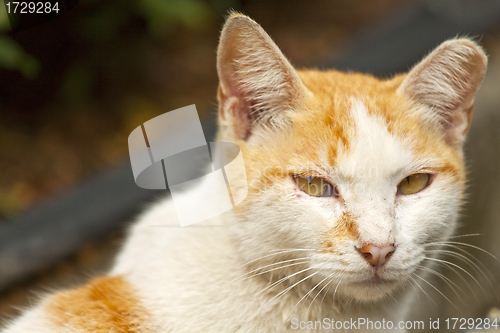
[428,243,494,274]
[235,249,318,271]
[423,257,487,299]
[413,273,460,313]
[267,248,322,254]
[426,241,499,262]
[332,279,342,301]
[448,233,483,239]
[425,242,498,292]
[237,261,309,282]
[425,249,495,293]
[318,278,340,311]
[284,273,333,321]
[262,271,319,312]
[231,257,309,283]
[406,276,421,301]
[386,292,399,308]
[408,274,436,306]
[253,265,319,300]
[451,245,494,277]
[416,264,465,304]
[424,256,481,302]
[443,247,500,300]
[305,272,336,317]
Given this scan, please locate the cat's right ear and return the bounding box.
[217,13,310,141]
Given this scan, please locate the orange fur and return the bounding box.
[323,211,359,252]
[233,68,465,241]
[46,276,148,332]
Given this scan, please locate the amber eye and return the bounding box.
[397,173,430,195]
[293,175,337,197]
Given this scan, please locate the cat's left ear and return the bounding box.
[398,39,487,149]
[217,13,310,141]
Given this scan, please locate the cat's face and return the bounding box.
[217,14,486,302]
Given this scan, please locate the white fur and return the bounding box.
[330,99,461,299]
[98,100,461,332]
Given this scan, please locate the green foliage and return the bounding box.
[0,1,40,78]
[0,0,240,78]
[140,0,212,36]
[0,35,39,78]
[0,1,10,31]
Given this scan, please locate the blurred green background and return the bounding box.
[0,0,409,220]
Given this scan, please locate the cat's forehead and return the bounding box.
[332,98,420,184]
[294,69,413,154]
[289,70,462,178]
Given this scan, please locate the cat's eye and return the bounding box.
[293,175,338,197]
[397,173,430,195]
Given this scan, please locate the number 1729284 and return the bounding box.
[445,318,498,330]
[5,2,60,14]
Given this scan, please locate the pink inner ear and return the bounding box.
[218,75,255,141]
[443,105,474,148]
[228,96,253,141]
[441,62,482,147]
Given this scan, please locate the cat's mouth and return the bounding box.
[356,276,394,286]
[338,272,402,301]
[350,270,399,288]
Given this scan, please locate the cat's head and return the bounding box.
[216,14,487,302]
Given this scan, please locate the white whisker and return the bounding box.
[285,272,334,321]
[423,257,487,299]
[408,274,436,306]
[425,249,495,293]
[252,265,319,301]
[231,257,309,283]
[262,271,319,311]
[426,241,499,262]
[234,249,317,271]
[416,264,464,303]
[305,272,336,317]
[413,273,461,313]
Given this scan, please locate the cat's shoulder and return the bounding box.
[1,193,232,333]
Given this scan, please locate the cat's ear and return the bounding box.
[217,13,310,141]
[398,39,487,149]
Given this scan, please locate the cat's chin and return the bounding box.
[342,277,401,302]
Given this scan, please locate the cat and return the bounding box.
[1,13,487,333]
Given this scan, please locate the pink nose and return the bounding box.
[357,244,395,267]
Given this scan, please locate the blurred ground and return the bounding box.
[1,0,500,331]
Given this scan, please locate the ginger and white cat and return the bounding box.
[1,13,487,333]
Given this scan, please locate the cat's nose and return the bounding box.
[357,244,395,267]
